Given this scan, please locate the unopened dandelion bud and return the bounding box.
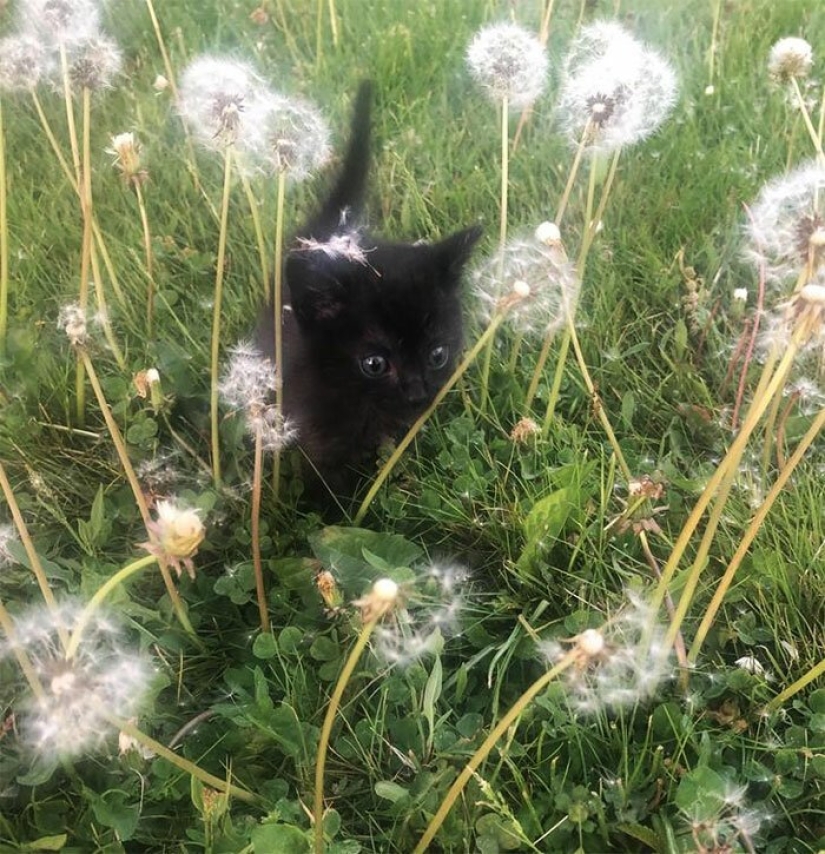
[733,287,748,303]
[577,628,605,657]
[510,416,540,443]
[316,569,343,610]
[146,369,163,410]
[535,221,561,245]
[143,499,205,578]
[768,37,813,83]
[153,74,169,92]
[513,279,531,298]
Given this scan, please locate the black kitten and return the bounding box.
[261,82,481,493]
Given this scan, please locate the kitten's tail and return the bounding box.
[308,80,373,238]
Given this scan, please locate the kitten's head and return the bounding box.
[286,225,481,416]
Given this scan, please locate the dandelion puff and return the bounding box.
[372,564,467,666]
[65,33,122,91]
[219,341,277,412]
[472,230,580,337]
[768,37,814,83]
[240,93,331,182]
[178,55,269,150]
[556,21,678,154]
[2,600,153,758]
[141,498,205,578]
[745,160,825,286]
[539,593,672,713]
[295,232,371,266]
[466,22,549,110]
[58,302,87,347]
[0,35,50,92]
[17,0,102,47]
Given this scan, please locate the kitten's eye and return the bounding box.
[428,345,449,370]
[360,354,390,378]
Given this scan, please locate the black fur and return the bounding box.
[260,82,481,493]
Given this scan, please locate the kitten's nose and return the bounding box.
[404,378,428,405]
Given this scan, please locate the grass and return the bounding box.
[0,0,824,851]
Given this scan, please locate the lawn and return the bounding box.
[0,0,824,851]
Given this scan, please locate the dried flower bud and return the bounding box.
[107,132,147,185]
[143,499,205,578]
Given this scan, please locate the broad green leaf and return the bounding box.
[251,823,309,853]
[374,781,409,803]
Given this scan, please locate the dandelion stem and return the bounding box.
[65,554,158,660]
[327,0,340,47]
[0,99,8,358]
[648,340,800,620]
[110,714,259,803]
[250,427,270,634]
[78,348,197,640]
[354,314,506,525]
[210,144,234,490]
[707,0,723,88]
[240,173,269,302]
[0,599,46,700]
[314,615,381,854]
[789,76,825,164]
[0,460,68,651]
[689,405,825,663]
[765,657,825,712]
[144,0,179,101]
[272,170,288,499]
[555,121,590,228]
[499,95,509,252]
[413,649,579,853]
[134,180,155,337]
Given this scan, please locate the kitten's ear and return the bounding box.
[286,254,348,327]
[431,225,483,283]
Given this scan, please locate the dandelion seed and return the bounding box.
[746,160,825,287]
[142,499,205,578]
[66,33,122,91]
[768,37,814,83]
[178,55,269,150]
[2,600,152,758]
[245,405,298,452]
[0,35,50,92]
[556,20,678,154]
[17,0,102,47]
[296,232,371,266]
[240,93,331,182]
[734,655,766,675]
[540,594,672,713]
[472,230,580,336]
[58,302,87,347]
[466,22,549,109]
[371,564,467,666]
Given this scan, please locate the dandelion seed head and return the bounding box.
[241,93,331,182]
[466,22,549,109]
[2,600,152,759]
[0,34,50,91]
[768,37,813,83]
[178,55,268,150]
[220,342,277,412]
[58,303,87,347]
[542,593,672,713]
[510,416,540,443]
[142,499,205,578]
[371,564,467,666]
[66,33,122,90]
[557,21,678,154]
[18,0,102,46]
[472,231,580,337]
[745,160,825,285]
